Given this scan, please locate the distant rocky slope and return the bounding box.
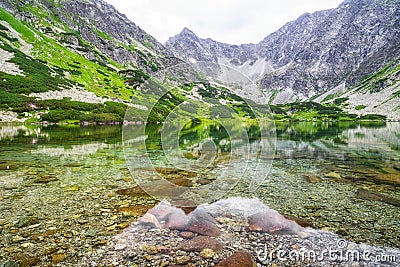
[166,0,400,118]
[0,0,177,72]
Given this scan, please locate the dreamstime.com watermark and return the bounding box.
[257,240,397,265]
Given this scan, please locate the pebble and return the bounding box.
[175,255,191,265]
[114,243,127,251]
[200,248,215,259]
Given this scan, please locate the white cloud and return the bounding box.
[105,0,343,45]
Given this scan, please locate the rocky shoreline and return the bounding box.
[80,198,399,267]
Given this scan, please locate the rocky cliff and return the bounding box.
[166,0,400,107]
[0,0,182,122]
[0,0,177,72]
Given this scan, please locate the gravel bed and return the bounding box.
[80,198,400,267]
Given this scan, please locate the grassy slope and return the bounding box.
[0,6,135,99]
[0,6,155,122]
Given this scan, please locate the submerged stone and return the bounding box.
[216,251,256,267]
[142,200,220,236]
[324,172,341,179]
[178,236,224,252]
[248,210,303,235]
[372,174,400,186]
[356,188,400,207]
[34,175,58,183]
[303,173,322,183]
[115,186,149,197]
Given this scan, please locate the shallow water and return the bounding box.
[0,121,399,265]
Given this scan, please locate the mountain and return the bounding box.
[0,0,399,122]
[166,0,400,118]
[1,0,177,71]
[0,0,182,122]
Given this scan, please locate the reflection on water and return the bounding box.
[274,121,399,163]
[123,119,275,205]
[32,143,111,160]
[0,121,399,265]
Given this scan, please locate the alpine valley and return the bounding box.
[0,0,399,122]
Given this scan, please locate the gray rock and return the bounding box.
[166,0,400,104]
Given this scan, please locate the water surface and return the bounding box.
[0,121,399,265]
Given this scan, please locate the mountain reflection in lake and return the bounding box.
[0,121,399,265]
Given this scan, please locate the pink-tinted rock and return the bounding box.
[148,200,187,224]
[184,208,220,237]
[145,201,220,236]
[248,210,303,235]
[178,236,224,252]
[216,251,256,267]
[172,199,197,214]
[138,213,162,228]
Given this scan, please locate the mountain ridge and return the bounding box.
[0,0,399,121]
[165,0,400,119]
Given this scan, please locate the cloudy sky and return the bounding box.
[105,0,343,45]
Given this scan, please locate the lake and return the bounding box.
[0,121,399,265]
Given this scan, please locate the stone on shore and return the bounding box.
[140,200,220,236]
[248,210,303,235]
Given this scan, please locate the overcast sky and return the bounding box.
[104,0,343,45]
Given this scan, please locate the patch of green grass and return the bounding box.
[359,114,387,121]
[355,105,366,110]
[0,8,36,42]
[94,28,113,41]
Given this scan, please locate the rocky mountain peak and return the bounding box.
[166,0,400,106]
[179,27,197,37]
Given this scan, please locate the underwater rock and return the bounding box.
[303,173,322,183]
[216,251,256,267]
[34,175,58,183]
[248,210,303,235]
[356,188,400,207]
[324,172,341,179]
[115,186,149,197]
[143,200,220,236]
[178,236,224,252]
[372,174,400,186]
